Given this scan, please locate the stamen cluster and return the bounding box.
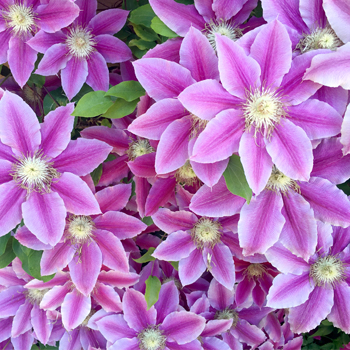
[310,255,345,287]
[138,326,166,350]
[191,217,221,248]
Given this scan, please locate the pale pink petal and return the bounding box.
[213,0,247,19]
[58,329,81,350]
[128,153,156,178]
[97,270,139,288]
[231,319,266,346]
[0,286,26,317]
[202,337,231,350]
[0,318,12,342]
[222,332,243,350]
[155,281,179,324]
[179,248,206,286]
[191,158,228,188]
[27,30,65,53]
[92,283,122,313]
[31,304,52,344]
[300,0,326,29]
[89,8,128,35]
[341,104,350,155]
[201,319,233,337]
[11,331,34,350]
[0,30,11,63]
[11,300,32,337]
[86,51,109,91]
[95,183,131,213]
[208,278,234,313]
[40,283,71,310]
[312,85,348,116]
[110,338,139,350]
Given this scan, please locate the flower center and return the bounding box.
[175,161,198,186]
[66,27,96,58]
[127,139,155,160]
[12,153,60,193]
[192,217,221,248]
[26,288,49,304]
[215,308,239,328]
[297,27,343,53]
[68,215,94,243]
[205,20,242,51]
[190,115,208,138]
[265,166,299,194]
[310,255,345,287]
[138,326,166,350]
[243,88,285,138]
[4,4,36,35]
[244,263,267,280]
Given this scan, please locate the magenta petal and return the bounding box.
[0,267,25,287]
[40,103,75,158]
[216,34,261,99]
[89,8,128,35]
[97,270,139,288]
[110,338,139,350]
[236,277,256,306]
[265,118,313,181]
[35,43,71,76]
[128,153,156,178]
[95,183,131,213]
[160,311,205,344]
[341,105,350,155]
[58,329,81,350]
[75,0,97,26]
[299,0,326,29]
[0,318,12,342]
[133,58,195,101]
[191,158,228,188]
[0,30,11,64]
[166,340,203,350]
[231,319,266,346]
[222,332,243,350]
[208,278,234,310]
[201,319,233,337]
[0,285,26,317]
[11,331,34,350]
[95,35,131,63]
[27,30,65,53]
[201,337,231,350]
[0,181,26,237]
[191,109,245,163]
[61,57,88,101]
[0,161,13,186]
[40,242,75,276]
[51,172,101,215]
[22,191,66,246]
[266,273,314,308]
[123,288,157,332]
[238,190,285,256]
[250,19,292,88]
[0,91,40,156]
[189,177,246,217]
[155,281,179,324]
[11,300,32,337]
[239,131,273,196]
[179,248,206,287]
[69,241,102,296]
[289,286,334,333]
[31,304,52,344]
[92,283,122,313]
[61,289,91,331]
[153,230,196,261]
[40,283,71,310]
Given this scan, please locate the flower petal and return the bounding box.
[179,248,206,287]
[89,8,128,35]
[31,304,52,344]
[95,34,131,63]
[92,283,122,313]
[86,51,109,92]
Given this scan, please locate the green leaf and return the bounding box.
[321,320,333,326]
[72,91,114,117]
[28,73,45,88]
[0,236,15,268]
[102,98,139,119]
[0,232,11,255]
[106,81,145,101]
[132,24,159,41]
[151,17,178,38]
[145,275,161,309]
[175,0,194,3]
[133,247,156,263]
[141,216,154,226]
[91,164,103,186]
[169,261,179,271]
[311,326,334,337]
[100,119,112,128]
[130,46,148,58]
[223,155,252,203]
[129,38,156,50]
[71,84,94,102]
[129,4,156,27]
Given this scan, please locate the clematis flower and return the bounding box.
[0,0,79,87]
[266,222,350,333]
[0,91,112,246]
[28,0,132,100]
[178,20,342,195]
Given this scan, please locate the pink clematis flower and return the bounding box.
[0,91,112,246]
[28,0,132,100]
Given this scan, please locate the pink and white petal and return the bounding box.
[280,191,317,261]
[304,44,350,90]
[160,311,205,344]
[289,286,334,333]
[61,290,91,331]
[143,37,182,63]
[94,229,128,272]
[194,0,214,20]
[94,211,146,240]
[235,277,256,306]
[74,0,97,26]
[155,117,191,174]
[250,20,291,88]
[312,85,348,116]
[191,109,245,163]
[128,153,156,178]
[189,177,246,217]
[191,158,228,188]
[11,331,34,350]
[149,0,205,36]
[35,43,71,76]
[179,248,206,287]
[51,172,101,215]
[167,339,206,350]
[40,242,75,276]
[123,288,157,332]
[231,319,266,346]
[265,119,313,181]
[239,131,273,196]
[222,332,243,350]
[341,104,350,155]
[92,283,122,313]
[95,35,131,63]
[266,273,314,308]
[58,329,81,350]
[8,36,37,88]
[153,230,196,261]
[299,177,350,227]
[109,338,139,350]
[40,283,72,310]
[0,181,26,237]
[0,91,40,156]
[216,34,261,99]
[61,57,88,101]
[201,319,233,337]
[155,281,179,324]
[25,271,69,289]
[152,208,197,233]
[36,0,80,33]
[97,270,140,288]
[0,30,11,64]
[27,30,65,53]
[0,318,12,342]
[300,0,326,29]
[40,103,75,158]
[328,281,350,333]
[178,79,242,121]
[133,58,195,101]
[213,0,246,19]
[11,300,32,337]
[89,8,128,35]
[0,141,16,162]
[0,267,24,287]
[288,99,342,140]
[238,190,285,256]
[95,183,131,213]
[31,304,52,344]
[86,51,109,92]
[0,286,26,317]
[180,27,219,81]
[69,241,102,296]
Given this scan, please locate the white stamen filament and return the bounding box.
[138,326,166,350]
[127,139,155,160]
[265,166,299,194]
[310,255,345,287]
[4,4,36,35]
[66,27,96,58]
[26,288,49,304]
[192,217,221,248]
[67,215,94,243]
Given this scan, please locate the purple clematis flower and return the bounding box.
[178,19,343,195]
[0,0,79,87]
[0,91,112,246]
[266,222,350,333]
[28,0,132,100]
[97,282,206,350]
